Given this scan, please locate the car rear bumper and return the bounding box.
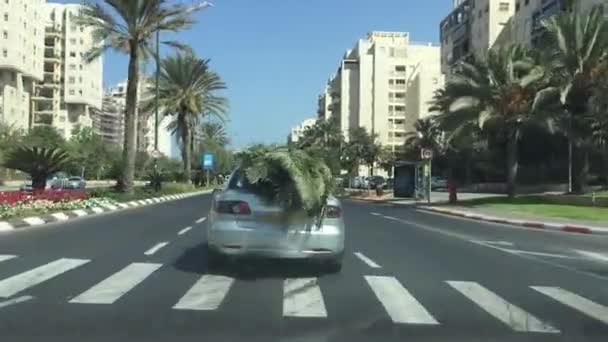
[207,222,344,260]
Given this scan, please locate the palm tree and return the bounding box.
[78,0,206,193]
[440,45,556,197]
[199,121,229,149]
[542,4,608,192]
[154,52,228,182]
[4,146,72,190]
[404,118,444,153]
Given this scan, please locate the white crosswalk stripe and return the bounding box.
[0,258,90,298]
[531,286,608,325]
[283,278,327,318]
[70,263,162,304]
[448,281,559,333]
[0,255,17,263]
[365,276,438,324]
[173,275,234,311]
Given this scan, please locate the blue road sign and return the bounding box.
[202,153,214,170]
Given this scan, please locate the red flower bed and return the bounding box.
[0,189,89,205]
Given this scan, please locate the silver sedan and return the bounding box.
[206,170,345,272]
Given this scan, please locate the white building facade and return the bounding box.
[30,3,103,139]
[0,0,45,130]
[288,118,317,144]
[318,32,444,153]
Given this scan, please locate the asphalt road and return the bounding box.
[0,194,607,341]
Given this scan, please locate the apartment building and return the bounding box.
[30,3,103,139]
[288,118,316,144]
[318,32,444,153]
[0,0,45,130]
[440,0,515,73]
[511,0,608,46]
[92,83,126,147]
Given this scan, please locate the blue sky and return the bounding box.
[56,0,450,148]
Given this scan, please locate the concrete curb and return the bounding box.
[418,206,608,235]
[0,190,212,232]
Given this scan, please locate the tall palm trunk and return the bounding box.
[122,43,140,193]
[574,145,590,193]
[506,128,520,198]
[182,122,192,184]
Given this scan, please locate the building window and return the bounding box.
[78,89,83,95]
[69,51,76,57]
[69,38,76,44]
[389,79,394,85]
[3,13,8,21]
[79,64,83,70]
[68,76,75,84]
[2,31,6,39]
[71,25,76,32]
[395,105,405,112]
[69,64,76,70]
[69,90,75,95]
[79,39,83,45]
[78,77,82,83]
[396,79,406,85]
[516,2,520,11]
[395,93,405,99]
[499,2,510,11]
[395,65,406,72]
[2,49,6,58]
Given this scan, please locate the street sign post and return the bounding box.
[201,153,215,186]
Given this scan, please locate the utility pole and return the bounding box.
[153,29,160,171]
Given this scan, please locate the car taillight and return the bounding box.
[324,205,341,218]
[215,200,251,215]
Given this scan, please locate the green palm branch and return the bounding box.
[3,146,72,190]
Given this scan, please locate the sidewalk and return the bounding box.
[418,205,608,235]
[346,190,608,235]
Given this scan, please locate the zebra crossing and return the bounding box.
[1,255,608,333]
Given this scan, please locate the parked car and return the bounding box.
[431,176,448,190]
[368,176,386,189]
[19,177,63,192]
[66,176,86,190]
[207,169,345,272]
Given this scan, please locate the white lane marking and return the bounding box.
[144,242,169,256]
[354,252,381,268]
[70,263,162,304]
[91,207,104,214]
[0,255,17,263]
[447,281,558,333]
[576,250,608,263]
[531,286,608,325]
[72,210,88,217]
[178,226,192,235]
[0,222,14,231]
[0,258,90,298]
[173,275,234,310]
[22,217,45,226]
[195,217,207,224]
[51,213,70,221]
[0,295,34,309]
[283,278,327,318]
[502,249,577,259]
[471,240,514,247]
[370,212,382,216]
[382,215,400,221]
[365,276,438,324]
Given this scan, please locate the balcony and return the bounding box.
[45,27,62,38]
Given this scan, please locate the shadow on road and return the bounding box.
[172,242,334,280]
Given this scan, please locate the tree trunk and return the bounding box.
[121,43,140,194]
[32,174,47,191]
[574,145,589,194]
[604,149,608,188]
[183,123,192,184]
[506,129,520,198]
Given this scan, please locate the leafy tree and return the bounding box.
[151,52,228,183]
[439,45,556,197]
[68,127,111,178]
[25,126,66,148]
[344,127,381,176]
[403,118,445,154]
[78,0,206,193]
[3,146,72,189]
[542,4,608,192]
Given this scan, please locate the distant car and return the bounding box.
[207,168,345,272]
[19,178,56,192]
[431,177,448,190]
[66,176,86,190]
[368,176,386,189]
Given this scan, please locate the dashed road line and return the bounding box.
[178,226,193,235]
[195,217,207,224]
[354,252,381,268]
[144,242,169,256]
